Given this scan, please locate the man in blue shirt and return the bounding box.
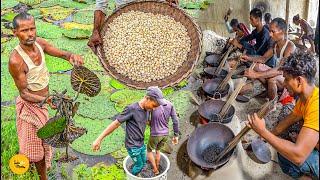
[229,8,276,68]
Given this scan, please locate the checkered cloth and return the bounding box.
[16,96,52,169]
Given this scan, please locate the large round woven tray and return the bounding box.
[96,0,202,89]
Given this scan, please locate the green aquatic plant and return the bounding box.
[37,115,67,139]
[110,89,145,112]
[1,1,19,10]
[70,116,125,155]
[40,6,74,21]
[1,62,19,102]
[72,163,125,180]
[62,29,91,39]
[1,105,16,122]
[72,6,94,25]
[18,0,44,6]
[109,78,127,90]
[35,0,90,9]
[35,20,64,39]
[2,12,18,22]
[162,87,175,96]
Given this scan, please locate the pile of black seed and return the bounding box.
[202,144,224,164]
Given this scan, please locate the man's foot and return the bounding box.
[153,169,160,175]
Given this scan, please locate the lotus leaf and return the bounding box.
[49,74,75,97]
[73,163,125,179]
[162,87,175,96]
[37,115,67,139]
[2,12,18,22]
[82,50,104,71]
[35,20,64,39]
[110,89,145,112]
[166,90,193,119]
[45,54,72,72]
[109,78,126,90]
[110,146,127,159]
[1,1,19,10]
[144,126,151,144]
[1,37,19,56]
[70,116,125,155]
[1,37,12,44]
[1,106,16,122]
[62,29,91,39]
[71,65,101,97]
[47,37,89,55]
[177,79,188,88]
[76,74,117,120]
[1,121,19,179]
[28,9,42,18]
[1,62,19,102]
[36,0,89,9]
[72,7,94,25]
[61,22,93,31]
[1,28,13,36]
[40,6,74,21]
[18,0,43,6]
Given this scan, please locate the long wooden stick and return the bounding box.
[214,45,234,75]
[218,77,247,120]
[214,98,277,162]
[216,50,246,91]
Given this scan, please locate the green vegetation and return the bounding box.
[1,105,16,122]
[1,0,19,10]
[70,116,125,155]
[109,78,127,90]
[2,12,17,22]
[35,20,64,39]
[73,163,125,180]
[37,115,67,139]
[110,89,145,112]
[63,29,91,39]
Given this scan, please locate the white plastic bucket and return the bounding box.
[123,152,170,180]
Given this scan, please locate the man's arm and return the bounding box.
[8,55,47,103]
[88,0,107,53]
[37,38,83,66]
[262,127,318,165]
[242,48,273,64]
[248,113,319,166]
[96,120,121,142]
[271,112,302,136]
[170,106,179,136]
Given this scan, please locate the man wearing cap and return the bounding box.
[146,86,180,175]
[92,86,164,176]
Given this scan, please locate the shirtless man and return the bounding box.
[241,18,296,102]
[293,14,315,54]
[9,13,83,180]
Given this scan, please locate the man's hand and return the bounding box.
[224,14,229,22]
[166,0,179,6]
[69,54,84,66]
[229,38,242,48]
[246,113,267,135]
[241,55,250,62]
[244,68,257,79]
[172,136,179,145]
[46,96,57,109]
[92,138,102,152]
[88,30,103,54]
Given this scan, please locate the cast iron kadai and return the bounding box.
[213,97,277,164]
[187,122,236,169]
[201,78,230,99]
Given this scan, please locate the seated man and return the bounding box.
[240,18,296,102]
[224,17,254,45]
[264,12,272,29]
[247,51,319,179]
[229,8,275,68]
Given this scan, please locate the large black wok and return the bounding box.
[201,78,230,99]
[198,99,235,124]
[187,122,235,169]
[203,67,228,79]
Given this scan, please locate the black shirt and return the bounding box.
[240,25,273,56]
[117,103,149,149]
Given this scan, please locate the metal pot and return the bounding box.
[204,54,221,67]
[187,122,235,169]
[201,78,230,99]
[198,99,235,124]
[203,67,228,79]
